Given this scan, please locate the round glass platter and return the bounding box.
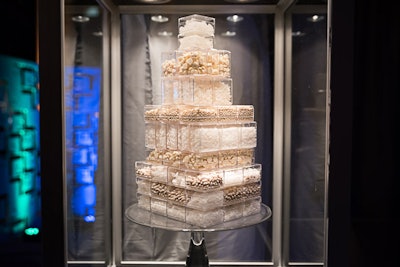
[125,203,272,232]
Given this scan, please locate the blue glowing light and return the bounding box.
[65,66,100,223]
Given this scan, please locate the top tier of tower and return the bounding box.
[161,14,231,79]
[178,14,216,51]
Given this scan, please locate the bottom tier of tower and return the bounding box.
[136,194,262,228]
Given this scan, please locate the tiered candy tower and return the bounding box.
[135,14,263,227]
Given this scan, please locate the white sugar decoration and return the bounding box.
[241,127,257,148]
[224,168,244,185]
[179,35,214,51]
[179,18,214,37]
[190,127,220,152]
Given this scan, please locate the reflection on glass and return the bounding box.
[65,66,100,223]
[64,3,105,261]
[290,10,328,263]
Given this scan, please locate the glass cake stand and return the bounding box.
[125,203,272,267]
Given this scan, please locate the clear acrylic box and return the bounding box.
[161,76,233,106]
[166,123,179,150]
[243,197,262,216]
[184,122,257,152]
[136,194,262,228]
[155,122,167,150]
[242,164,262,184]
[222,182,261,206]
[167,163,262,191]
[161,50,231,77]
[184,123,222,152]
[137,194,151,210]
[185,208,224,227]
[240,122,258,149]
[178,14,215,38]
[177,14,215,51]
[145,121,257,152]
[136,177,151,195]
[219,125,241,151]
[144,122,156,149]
[159,106,181,122]
[146,148,254,171]
[150,198,168,216]
[137,181,261,210]
[143,105,162,121]
[135,161,261,191]
[161,51,177,77]
[179,105,223,121]
[144,105,254,122]
[135,161,152,179]
[149,164,169,183]
[237,105,255,121]
[168,166,224,191]
[178,35,215,51]
[135,161,168,183]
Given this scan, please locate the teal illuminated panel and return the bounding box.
[0,55,40,238]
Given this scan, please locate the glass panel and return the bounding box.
[122,14,274,263]
[64,2,107,261]
[289,5,328,263]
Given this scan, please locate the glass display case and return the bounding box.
[38,0,332,266]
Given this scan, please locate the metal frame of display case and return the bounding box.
[38,0,355,266]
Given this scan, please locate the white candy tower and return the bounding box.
[135,14,262,227]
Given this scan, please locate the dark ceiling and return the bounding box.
[65,0,327,6]
[111,0,279,5]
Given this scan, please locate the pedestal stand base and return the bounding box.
[125,203,271,266]
[186,232,209,267]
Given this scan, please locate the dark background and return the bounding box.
[0,1,36,62]
[0,0,398,266]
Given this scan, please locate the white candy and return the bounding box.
[179,19,214,37]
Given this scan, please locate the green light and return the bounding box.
[24,227,39,236]
[1,55,41,236]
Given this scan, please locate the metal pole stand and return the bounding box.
[185,232,209,267]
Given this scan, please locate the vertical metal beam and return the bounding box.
[109,5,123,267]
[324,1,332,266]
[96,1,122,266]
[38,0,67,266]
[273,9,285,266]
[273,0,295,266]
[283,8,293,267]
[99,5,113,267]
